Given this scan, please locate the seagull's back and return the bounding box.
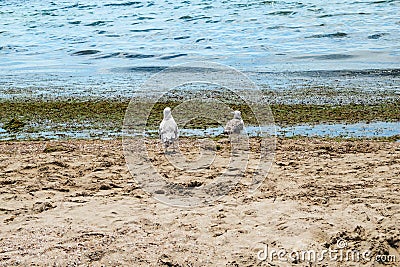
[225,118,244,134]
[224,111,244,134]
[159,108,178,147]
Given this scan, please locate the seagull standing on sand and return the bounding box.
[224,110,244,135]
[159,107,178,153]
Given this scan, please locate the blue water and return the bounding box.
[1,0,399,75]
[1,121,399,140]
[1,0,400,100]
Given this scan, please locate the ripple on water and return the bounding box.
[295,54,356,60]
[68,21,81,25]
[371,0,397,4]
[1,0,400,82]
[104,2,142,7]
[267,10,297,16]
[306,32,348,38]
[130,28,163,32]
[159,54,188,60]
[85,21,110,26]
[94,52,155,59]
[136,16,155,20]
[173,36,190,40]
[368,33,389,39]
[179,15,211,21]
[71,50,101,56]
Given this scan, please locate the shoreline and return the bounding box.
[0,99,399,141]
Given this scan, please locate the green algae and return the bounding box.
[0,99,398,134]
[3,118,25,132]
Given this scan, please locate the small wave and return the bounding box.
[295,54,355,60]
[371,0,397,4]
[259,1,276,4]
[68,21,81,25]
[267,10,297,16]
[0,45,24,52]
[180,15,192,20]
[85,21,109,26]
[368,33,388,39]
[71,50,101,56]
[174,36,190,40]
[130,28,163,32]
[112,66,167,73]
[195,38,207,43]
[318,12,370,18]
[137,16,155,20]
[267,25,284,30]
[104,1,142,7]
[39,10,58,16]
[124,54,154,59]
[95,52,154,59]
[62,4,97,9]
[111,66,217,73]
[77,4,98,9]
[306,32,348,38]
[280,68,400,77]
[201,5,213,10]
[159,54,187,60]
[233,3,250,8]
[344,69,400,77]
[95,52,120,59]
[268,25,302,30]
[61,3,79,9]
[179,15,211,21]
[205,20,220,24]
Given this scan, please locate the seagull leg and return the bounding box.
[164,144,168,154]
[172,141,177,154]
[156,141,162,152]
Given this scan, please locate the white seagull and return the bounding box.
[159,107,178,153]
[224,110,244,135]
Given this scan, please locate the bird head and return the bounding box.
[163,107,172,119]
[232,110,241,119]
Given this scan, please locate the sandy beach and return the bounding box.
[0,138,399,266]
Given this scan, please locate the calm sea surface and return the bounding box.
[1,0,399,99]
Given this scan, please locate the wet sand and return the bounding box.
[0,138,399,266]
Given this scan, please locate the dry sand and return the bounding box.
[0,138,399,266]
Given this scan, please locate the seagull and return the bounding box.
[224,110,244,135]
[159,107,178,153]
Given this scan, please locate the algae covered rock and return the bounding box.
[3,118,25,132]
